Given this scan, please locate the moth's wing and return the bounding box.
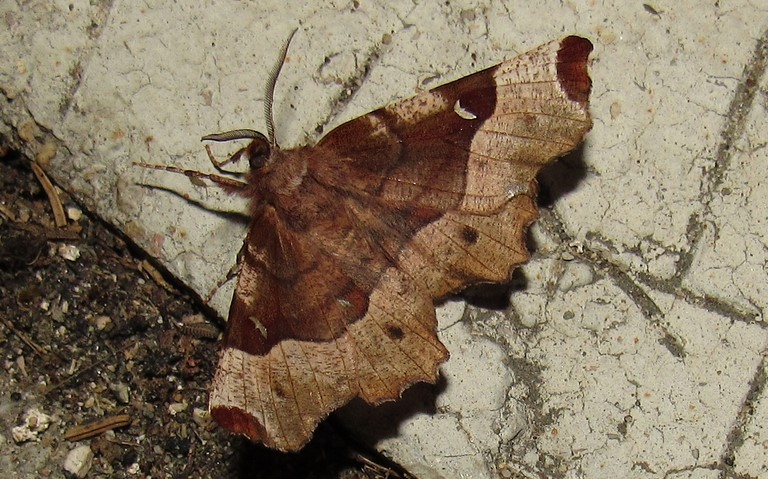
[311,36,592,296]
[314,36,592,215]
[209,36,592,452]
[210,196,448,452]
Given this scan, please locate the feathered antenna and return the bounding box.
[201,129,266,142]
[264,28,298,148]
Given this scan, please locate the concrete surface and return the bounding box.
[2,0,768,478]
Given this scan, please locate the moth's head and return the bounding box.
[240,133,271,171]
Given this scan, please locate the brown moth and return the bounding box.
[143,33,592,452]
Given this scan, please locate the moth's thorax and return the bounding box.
[248,147,309,202]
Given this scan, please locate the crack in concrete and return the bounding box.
[61,1,115,117]
[698,29,768,213]
[313,36,386,138]
[718,341,768,479]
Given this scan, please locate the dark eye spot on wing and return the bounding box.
[462,226,479,244]
[385,325,404,341]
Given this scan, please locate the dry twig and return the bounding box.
[64,414,132,441]
[30,161,67,228]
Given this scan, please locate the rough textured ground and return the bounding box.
[0,150,406,478]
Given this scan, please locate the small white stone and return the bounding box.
[94,315,112,330]
[110,381,131,404]
[168,401,188,416]
[63,445,94,478]
[127,462,141,475]
[11,407,52,443]
[58,244,80,261]
[16,355,27,377]
[192,407,212,429]
[66,205,83,221]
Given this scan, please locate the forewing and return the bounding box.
[313,36,592,214]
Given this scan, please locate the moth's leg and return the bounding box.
[203,242,245,304]
[133,162,248,191]
[203,144,247,176]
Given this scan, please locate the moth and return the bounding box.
[141,33,592,452]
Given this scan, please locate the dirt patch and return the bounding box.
[0,150,403,478]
